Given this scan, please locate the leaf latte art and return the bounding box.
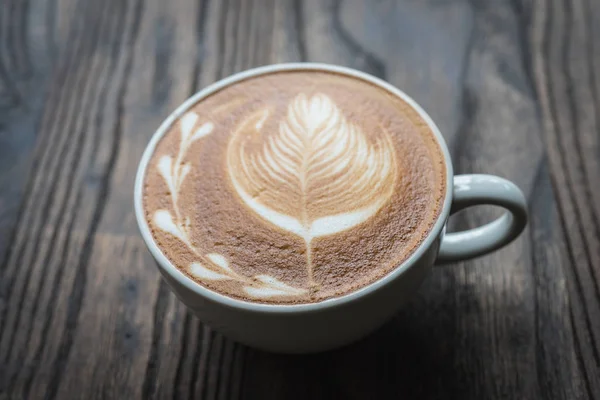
[227,93,398,285]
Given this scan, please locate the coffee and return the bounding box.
[143,70,446,304]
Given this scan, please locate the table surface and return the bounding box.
[1,0,599,399]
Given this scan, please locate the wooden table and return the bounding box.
[1,0,599,398]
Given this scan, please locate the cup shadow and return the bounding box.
[239,271,466,400]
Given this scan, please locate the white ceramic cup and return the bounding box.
[134,63,528,353]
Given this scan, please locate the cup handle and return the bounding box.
[436,174,528,263]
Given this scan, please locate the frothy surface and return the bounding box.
[143,70,446,304]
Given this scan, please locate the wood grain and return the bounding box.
[0,0,597,399]
[530,0,600,396]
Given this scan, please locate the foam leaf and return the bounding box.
[153,210,185,242]
[190,262,230,281]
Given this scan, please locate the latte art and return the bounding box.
[152,111,308,298]
[227,93,397,286]
[143,70,446,304]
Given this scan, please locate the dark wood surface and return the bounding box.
[0,0,599,398]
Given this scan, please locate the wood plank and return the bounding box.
[0,0,597,399]
[530,0,600,395]
[0,0,153,397]
[0,0,58,262]
[530,160,585,399]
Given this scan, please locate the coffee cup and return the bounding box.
[134,63,527,353]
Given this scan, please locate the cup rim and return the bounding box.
[134,63,454,314]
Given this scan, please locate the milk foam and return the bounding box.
[227,93,396,285]
[142,71,446,304]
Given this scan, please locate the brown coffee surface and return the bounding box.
[143,70,446,304]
